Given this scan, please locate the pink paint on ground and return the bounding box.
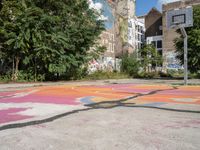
[0,90,34,98]
[158,90,200,96]
[0,95,80,105]
[115,89,154,94]
[0,92,16,97]
[84,84,137,89]
[0,108,33,124]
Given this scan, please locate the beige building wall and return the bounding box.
[115,0,137,57]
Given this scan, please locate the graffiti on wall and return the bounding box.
[88,57,115,73]
[88,57,121,73]
[116,0,129,45]
[166,51,183,69]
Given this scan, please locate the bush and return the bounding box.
[167,69,184,78]
[0,73,12,83]
[158,71,172,78]
[84,71,129,80]
[137,71,159,79]
[0,71,45,83]
[121,53,140,77]
[16,71,45,82]
[189,72,200,79]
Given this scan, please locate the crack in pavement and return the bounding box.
[0,86,200,131]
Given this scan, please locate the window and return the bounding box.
[112,44,115,53]
[151,41,156,47]
[110,34,112,41]
[138,43,141,49]
[138,34,140,41]
[158,49,163,56]
[109,43,112,52]
[157,40,162,49]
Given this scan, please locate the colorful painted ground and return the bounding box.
[0,84,200,126]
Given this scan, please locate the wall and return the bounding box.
[145,8,162,38]
[88,57,121,73]
[88,0,117,72]
[89,0,137,72]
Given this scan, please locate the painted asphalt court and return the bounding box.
[0,83,200,130]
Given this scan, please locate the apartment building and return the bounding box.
[135,17,145,51]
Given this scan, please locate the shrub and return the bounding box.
[0,73,12,83]
[137,71,159,79]
[84,71,129,80]
[121,53,140,77]
[0,70,45,83]
[167,69,184,78]
[158,71,172,78]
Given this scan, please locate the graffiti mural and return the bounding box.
[88,57,116,73]
[166,51,183,69]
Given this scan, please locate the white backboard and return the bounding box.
[167,6,193,29]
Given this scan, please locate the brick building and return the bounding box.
[162,0,200,69]
[142,0,200,70]
[145,8,163,59]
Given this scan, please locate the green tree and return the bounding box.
[121,53,140,77]
[0,0,105,81]
[175,5,200,74]
[139,44,162,73]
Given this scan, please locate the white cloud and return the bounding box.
[157,0,180,10]
[88,0,108,21]
[98,15,108,21]
[88,0,103,11]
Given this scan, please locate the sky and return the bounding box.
[136,0,180,16]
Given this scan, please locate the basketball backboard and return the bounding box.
[166,6,193,29]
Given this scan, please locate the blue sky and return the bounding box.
[136,0,179,16]
[136,0,158,16]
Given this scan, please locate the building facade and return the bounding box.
[134,17,145,52]
[162,0,200,69]
[145,8,163,58]
[89,0,144,73]
[141,0,200,71]
[88,0,117,73]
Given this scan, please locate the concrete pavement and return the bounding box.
[1,78,200,90]
[1,108,200,150]
[0,80,200,149]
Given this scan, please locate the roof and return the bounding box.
[138,7,162,17]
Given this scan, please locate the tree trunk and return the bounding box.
[13,56,20,81]
[12,56,15,80]
[34,57,37,82]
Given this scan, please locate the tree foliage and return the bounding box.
[121,44,162,77]
[139,44,162,72]
[121,53,140,77]
[0,0,105,81]
[175,5,200,74]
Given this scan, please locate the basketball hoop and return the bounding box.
[166,6,194,85]
[167,6,193,29]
